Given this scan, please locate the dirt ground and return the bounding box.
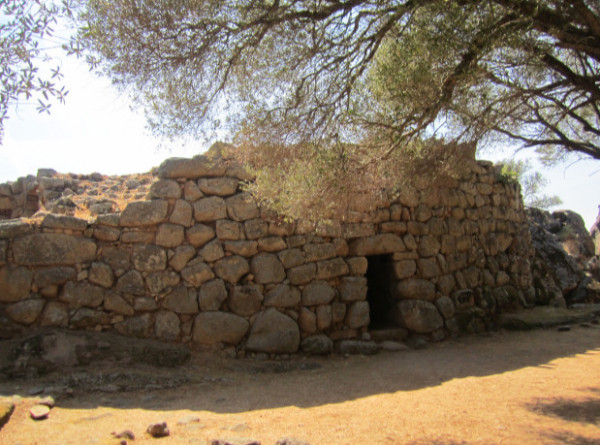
[1,326,600,445]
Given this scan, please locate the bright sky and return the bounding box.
[1,46,599,230]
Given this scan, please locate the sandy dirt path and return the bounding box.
[1,326,600,445]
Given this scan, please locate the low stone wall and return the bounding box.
[0,175,39,220]
[0,154,533,355]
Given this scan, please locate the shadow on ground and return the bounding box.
[1,326,600,414]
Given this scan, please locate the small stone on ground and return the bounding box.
[29,404,50,420]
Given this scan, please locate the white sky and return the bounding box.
[1,47,599,230]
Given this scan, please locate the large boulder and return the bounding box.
[13,234,96,266]
[192,312,249,345]
[392,299,444,334]
[246,308,300,354]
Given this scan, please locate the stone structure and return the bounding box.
[0,152,534,355]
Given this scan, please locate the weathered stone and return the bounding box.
[214,255,250,283]
[251,253,285,284]
[397,279,436,301]
[246,308,300,354]
[216,219,244,240]
[393,260,416,279]
[269,221,296,237]
[193,197,227,221]
[114,313,152,337]
[288,263,317,285]
[132,244,167,272]
[417,235,441,257]
[343,223,376,239]
[89,262,114,288]
[156,223,185,247]
[181,262,215,287]
[13,234,96,266]
[278,248,305,269]
[70,308,110,328]
[244,218,268,239]
[302,281,335,306]
[299,307,317,333]
[417,257,441,279]
[301,334,333,355]
[200,239,225,262]
[186,223,216,247]
[29,405,50,420]
[116,270,146,295]
[435,295,455,319]
[0,219,33,238]
[264,285,301,308]
[332,302,346,323]
[184,180,204,200]
[170,200,193,227]
[60,281,105,308]
[100,247,129,270]
[198,279,228,311]
[339,277,368,302]
[121,230,155,244]
[345,301,370,328]
[40,302,68,327]
[198,177,239,196]
[149,179,181,199]
[348,234,405,256]
[6,299,45,324]
[316,304,332,330]
[336,340,378,355]
[316,258,349,279]
[158,156,227,179]
[93,226,121,242]
[226,193,259,221]
[41,214,88,230]
[303,243,336,262]
[163,286,199,314]
[146,270,180,295]
[392,299,444,333]
[344,257,367,276]
[104,291,134,315]
[380,221,407,234]
[0,240,6,266]
[228,284,264,317]
[169,245,196,271]
[258,236,287,252]
[134,296,159,311]
[155,311,181,341]
[0,265,32,302]
[224,240,259,257]
[120,200,169,226]
[192,311,249,345]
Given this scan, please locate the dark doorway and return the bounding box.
[365,255,396,329]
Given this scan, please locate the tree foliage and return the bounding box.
[498,159,563,209]
[0,0,78,143]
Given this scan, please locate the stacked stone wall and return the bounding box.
[0,154,533,355]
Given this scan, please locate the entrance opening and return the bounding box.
[365,254,396,329]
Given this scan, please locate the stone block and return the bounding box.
[93,226,121,242]
[303,243,336,262]
[397,279,436,301]
[288,263,316,285]
[214,255,250,283]
[393,260,416,279]
[316,258,349,279]
[345,301,370,328]
[198,279,228,311]
[340,276,367,302]
[40,302,68,327]
[120,200,169,226]
[121,230,155,244]
[264,284,301,308]
[146,270,180,295]
[13,233,96,266]
[164,286,199,314]
[392,299,443,333]
[246,308,300,353]
[417,257,441,279]
[155,310,181,341]
[89,262,114,288]
[169,245,196,271]
[0,220,33,238]
[302,281,335,306]
[348,234,405,256]
[193,196,227,221]
[34,267,76,288]
[134,296,159,311]
[116,270,146,295]
[41,214,88,231]
[6,299,45,324]
[181,262,215,287]
[192,311,249,345]
[342,223,375,239]
[200,239,225,263]
[158,156,227,179]
[114,313,152,337]
[104,291,134,315]
[226,193,259,221]
[197,177,239,196]
[224,240,259,257]
[251,253,285,284]
[184,180,204,201]
[71,308,111,328]
[133,244,167,272]
[170,200,194,227]
[345,257,368,275]
[299,307,317,333]
[186,223,216,247]
[301,334,333,355]
[316,304,333,330]
[277,248,305,269]
[156,223,185,247]
[228,284,264,317]
[149,179,181,199]
[258,236,287,252]
[418,235,441,257]
[216,219,243,240]
[60,281,105,308]
[0,265,32,302]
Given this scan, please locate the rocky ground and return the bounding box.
[1,321,600,445]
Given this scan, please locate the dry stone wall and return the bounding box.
[0,153,534,355]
